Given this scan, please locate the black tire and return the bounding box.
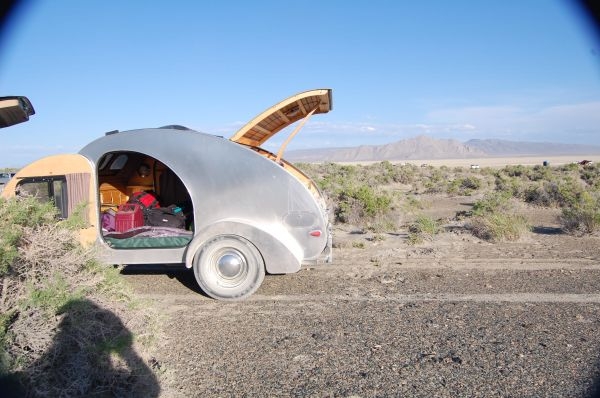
[192,235,265,300]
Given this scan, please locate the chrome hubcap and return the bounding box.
[216,251,245,279]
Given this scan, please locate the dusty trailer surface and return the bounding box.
[1,89,333,299]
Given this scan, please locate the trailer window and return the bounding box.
[98,153,130,177]
[109,154,128,170]
[98,153,114,170]
[17,177,68,218]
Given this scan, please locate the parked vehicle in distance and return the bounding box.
[0,172,16,194]
[0,172,16,182]
[1,89,333,300]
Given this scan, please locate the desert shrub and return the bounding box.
[446,180,460,195]
[369,161,395,185]
[57,201,89,231]
[391,163,419,185]
[580,164,600,189]
[335,185,392,226]
[351,241,366,249]
[522,183,554,207]
[407,215,440,244]
[467,191,528,241]
[501,165,531,178]
[559,163,580,172]
[472,191,512,216]
[479,167,496,176]
[331,161,419,187]
[560,191,600,234]
[469,212,529,241]
[423,168,449,193]
[522,178,583,207]
[353,163,391,186]
[0,199,85,378]
[447,176,482,196]
[530,165,553,182]
[293,162,320,180]
[553,178,584,206]
[0,197,58,277]
[0,197,159,396]
[295,162,400,230]
[315,164,360,194]
[0,196,57,229]
[494,174,523,197]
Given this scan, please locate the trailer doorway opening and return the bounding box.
[97,151,194,249]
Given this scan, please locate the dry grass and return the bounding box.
[560,192,600,234]
[0,198,160,397]
[407,215,440,245]
[468,213,530,242]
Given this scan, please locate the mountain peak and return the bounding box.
[286,136,600,162]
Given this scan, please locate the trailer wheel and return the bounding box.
[192,235,265,300]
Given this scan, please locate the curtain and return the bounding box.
[65,173,91,222]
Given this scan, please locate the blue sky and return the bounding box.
[1,0,599,167]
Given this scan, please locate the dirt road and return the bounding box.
[123,217,600,398]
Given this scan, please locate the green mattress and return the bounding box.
[105,236,192,249]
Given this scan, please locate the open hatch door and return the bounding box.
[0,96,35,128]
[230,89,332,162]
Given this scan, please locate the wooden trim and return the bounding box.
[298,100,307,115]
[253,124,272,136]
[276,104,319,163]
[230,89,332,145]
[276,110,290,123]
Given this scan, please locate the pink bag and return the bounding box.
[101,208,116,231]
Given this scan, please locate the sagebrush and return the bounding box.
[296,161,598,239]
[0,197,160,397]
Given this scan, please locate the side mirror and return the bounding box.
[0,96,35,128]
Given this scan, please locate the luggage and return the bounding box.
[126,191,187,229]
[127,191,160,212]
[127,190,161,226]
[145,205,186,229]
[115,203,144,232]
[101,208,116,231]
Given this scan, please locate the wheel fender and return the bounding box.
[185,220,303,274]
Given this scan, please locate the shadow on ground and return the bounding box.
[1,299,160,397]
[121,264,206,296]
[531,226,564,235]
[586,360,600,398]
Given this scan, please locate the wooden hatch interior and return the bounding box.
[229,88,333,198]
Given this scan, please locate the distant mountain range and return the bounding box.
[286,136,600,162]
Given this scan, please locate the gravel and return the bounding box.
[123,228,600,397]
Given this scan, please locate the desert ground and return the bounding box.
[123,191,600,397]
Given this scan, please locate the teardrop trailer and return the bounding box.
[1,89,333,300]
